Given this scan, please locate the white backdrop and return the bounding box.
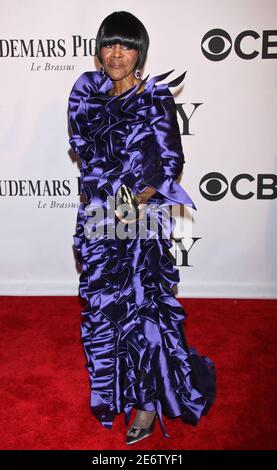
[0,0,276,298]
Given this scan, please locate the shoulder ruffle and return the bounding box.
[68,68,186,155]
[68,71,104,154]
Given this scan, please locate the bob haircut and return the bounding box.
[95,11,150,70]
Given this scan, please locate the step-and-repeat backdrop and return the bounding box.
[1,0,276,297]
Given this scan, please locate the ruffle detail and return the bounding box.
[73,203,216,437]
[68,68,197,210]
[68,69,216,436]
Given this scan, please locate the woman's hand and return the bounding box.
[114,186,157,225]
[134,186,157,204]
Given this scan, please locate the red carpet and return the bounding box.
[0,296,276,450]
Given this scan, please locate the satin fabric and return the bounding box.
[68,69,216,437]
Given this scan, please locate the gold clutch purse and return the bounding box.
[115,184,140,221]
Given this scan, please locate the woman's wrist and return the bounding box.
[135,186,157,205]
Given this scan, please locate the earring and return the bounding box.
[100,66,106,76]
[134,69,141,79]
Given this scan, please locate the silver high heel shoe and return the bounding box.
[126,416,156,445]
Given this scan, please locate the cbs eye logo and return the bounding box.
[201,28,277,60]
[200,172,277,201]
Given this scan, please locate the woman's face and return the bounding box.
[100,43,139,80]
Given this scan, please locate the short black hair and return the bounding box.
[95,11,150,70]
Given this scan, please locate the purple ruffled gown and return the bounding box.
[68,68,216,437]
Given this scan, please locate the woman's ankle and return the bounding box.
[132,409,156,429]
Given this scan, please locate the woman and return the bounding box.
[68,11,216,445]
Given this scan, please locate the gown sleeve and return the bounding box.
[68,71,103,196]
[68,72,87,155]
[140,84,197,211]
[68,71,101,156]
